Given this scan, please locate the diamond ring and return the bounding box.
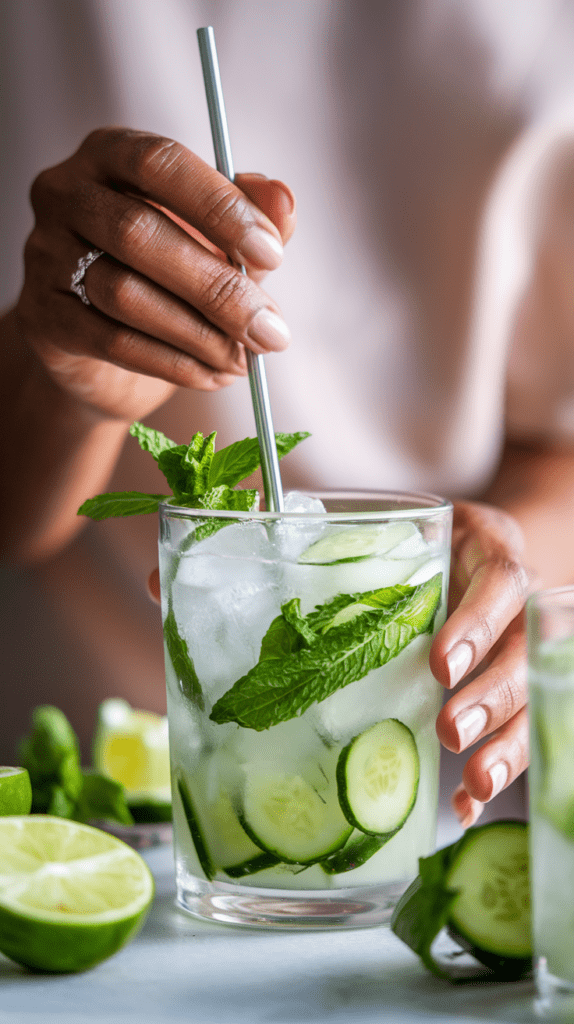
[70,249,104,306]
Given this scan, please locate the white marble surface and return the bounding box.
[0,822,541,1024]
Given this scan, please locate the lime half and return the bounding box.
[93,700,171,820]
[0,768,32,816]
[0,816,154,972]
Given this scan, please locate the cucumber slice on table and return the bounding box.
[337,719,419,836]
[445,820,531,969]
[241,771,353,864]
[391,819,531,980]
[298,522,418,565]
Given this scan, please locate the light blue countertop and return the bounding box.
[0,822,540,1024]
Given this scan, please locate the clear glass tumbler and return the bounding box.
[528,586,574,1013]
[159,491,452,928]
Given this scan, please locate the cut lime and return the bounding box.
[0,815,154,972]
[93,700,171,816]
[0,768,32,817]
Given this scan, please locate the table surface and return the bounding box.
[0,830,542,1024]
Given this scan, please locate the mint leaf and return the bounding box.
[156,431,217,496]
[391,870,458,980]
[164,601,204,710]
[281,598,317,647]
[197,486,258,512]
[19,706,83,813]
[78,492,170,520]
[210,574,442,730]
[259,613,306,661]
[75,770,134,825]
[208,436,260,488]
[129,421,177,460]
[208,431,310,488]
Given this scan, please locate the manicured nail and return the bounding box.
[488,762,508,799]
[238,227,283,269]
[270,179,296,215]
[446,642,473,687]
[247,308,291,351]
[454,705,488,748]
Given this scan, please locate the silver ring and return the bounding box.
[70,248,104,306]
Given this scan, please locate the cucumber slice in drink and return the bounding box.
[298,522,418,565]
[321,831,389,874]
[175,772,216,881]
[241,771,353,864]
[445,820,531,971]
[337,719,419,835]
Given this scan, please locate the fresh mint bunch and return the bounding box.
[210,574,442,731]
[78,421,310,520]
[18,706,133,825]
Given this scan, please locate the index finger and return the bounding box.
[77,128,285,271]
[430,503,529,689]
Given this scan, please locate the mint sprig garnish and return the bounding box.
[210,574,442,731]
[77,422,310,520]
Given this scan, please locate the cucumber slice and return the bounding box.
[241,771,353,864]
[321,832,388,874]
[298,522,418,565]
[223,852,281,878]
[176,772,216,881]
[337,719,419,835]
[445,820,531,968]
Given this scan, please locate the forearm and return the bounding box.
[481,437,574,588]
[0,309,129,563]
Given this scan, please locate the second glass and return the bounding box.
[528,586,574,1013]
[159,491,452,928]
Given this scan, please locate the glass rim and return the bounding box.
[159,488,453,522]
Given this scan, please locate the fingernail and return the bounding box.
[446,642,473,687]
[454,705,488,748]
[247,309,291,352]
[488,762,508,799]
[238,227,283,269]
[270,179,296,215]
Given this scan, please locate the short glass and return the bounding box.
[159,491,452,929]
[528,587,574,1014]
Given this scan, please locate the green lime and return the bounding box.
[0,768,32,816]
[0,815,154,972]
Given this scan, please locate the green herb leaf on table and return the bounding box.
[210,574,442,731]
[75,771,134,825]
[164,601,205,711]
[18,706,133,825]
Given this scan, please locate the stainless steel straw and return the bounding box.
[197,25,285,512]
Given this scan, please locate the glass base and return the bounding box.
[535,958,574,1018]
[176,873,409,929]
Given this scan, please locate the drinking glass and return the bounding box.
[159,491,452,928]
[528,586,574,1014]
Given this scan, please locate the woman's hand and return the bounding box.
[15,127,296,422]
[431,501,532,827]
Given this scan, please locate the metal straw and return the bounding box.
[197,25,284,512]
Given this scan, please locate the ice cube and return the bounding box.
[271,492,327,562]
[283,491,326,515]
